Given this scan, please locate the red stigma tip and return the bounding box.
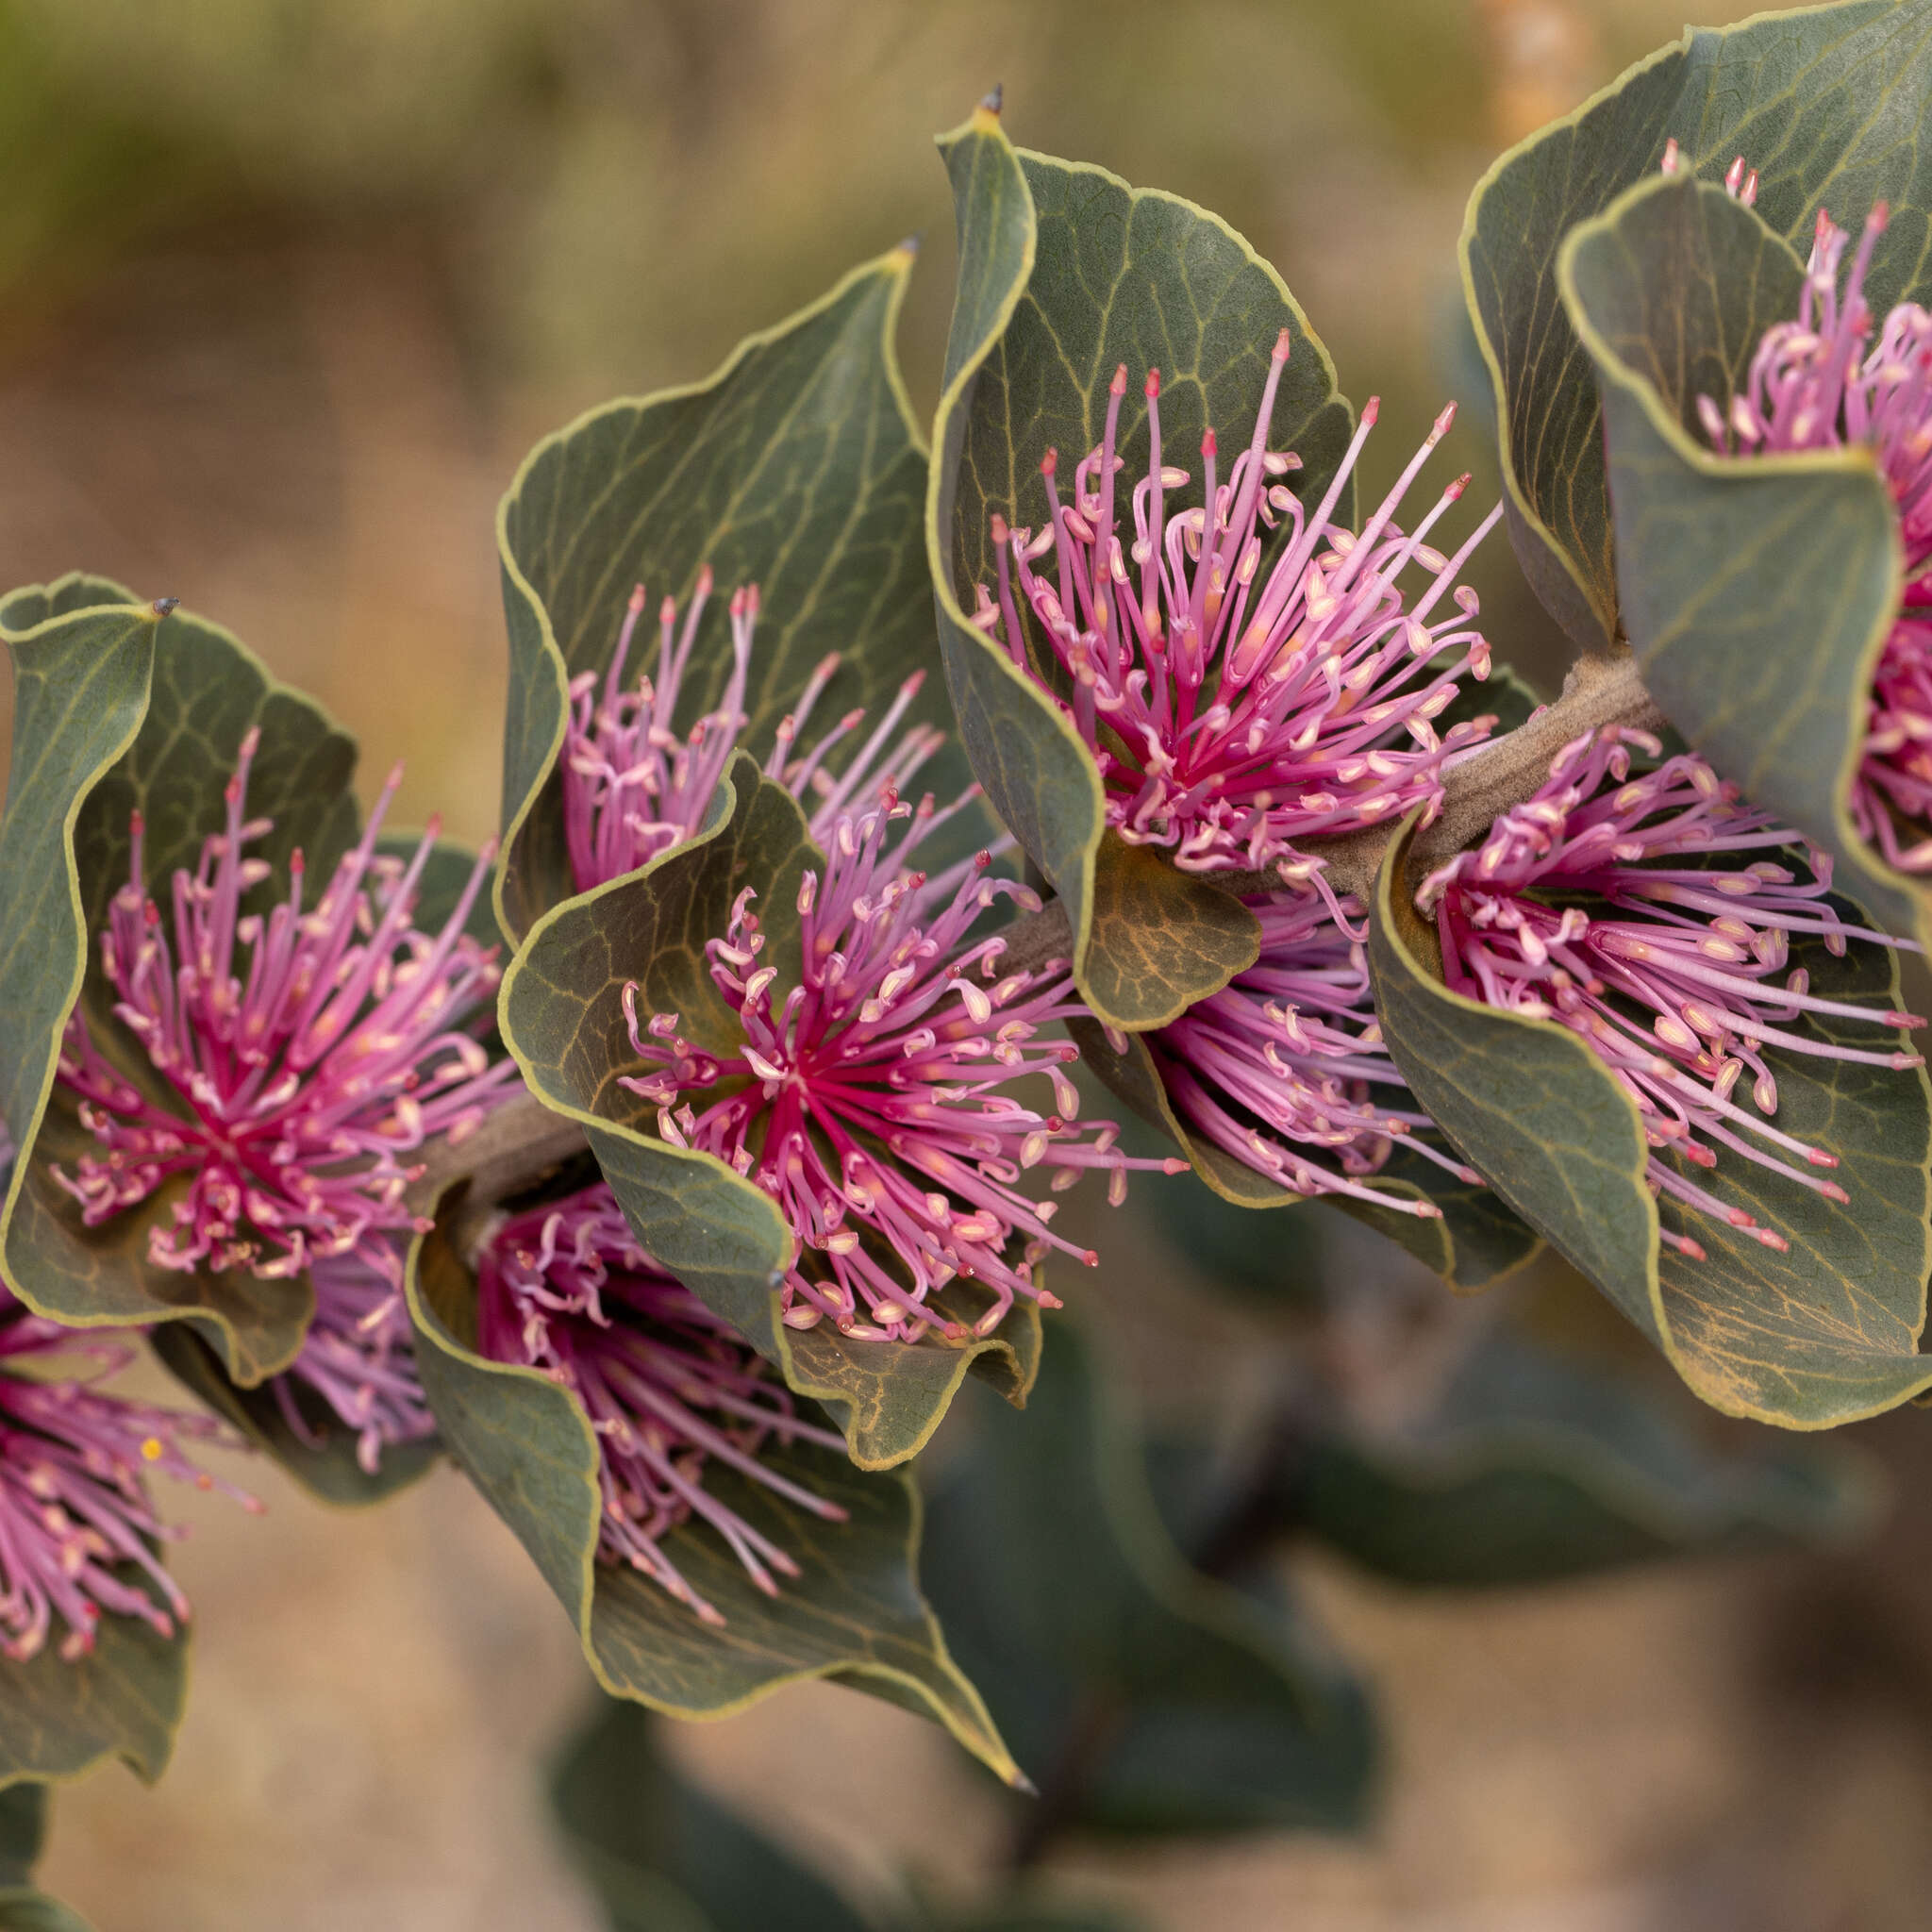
[627,583,646,612]
[974,849,992,870]
[659,594,676,623]
[425,812,442,839]
[1817,208,1833,240]
[1110,363,1127,394]
[728,587,745,616]
[290,847,305,874]
[695,562,713,594]
[1872,200,1890,230]
[745,585,760,615]
[1273,326,1291,360]
[991,510,1008,541]
[128,808,144,836]
[1447,472,1471,498]
[1202,427,1218,458]
[1144,367,1160,398]
[1679,1237,1707,1261]
[1433,400,1457,438]
[1041,447,1058,475]
[1362,395,1381,425]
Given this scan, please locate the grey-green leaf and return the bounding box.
[0,1789,92,1932]
[0,578,373,1391]
[1300,1329,1878,1587]
[1463,0,1932,647]
[921,1320,1377,1836]
[0,1574,186,1789]
[549,1698,866,1932]
[1368,811,1932,1427]
[500,751,1041,1470]
[497,244,953,941]
[406,1195,1020,1786]
[928,101,1355,1032]
[1562,170,1929,950]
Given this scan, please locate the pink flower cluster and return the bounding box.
[476,1182,848,1624]
[0,1291,256,1661]
[971,336,1502,880]
[1698,200,1932,873]
[1419,726,1924,1256]
[563,568,941,893]
[1150,887,1478,1213]
[56,732,518,1464]
[622,778,1182,1342]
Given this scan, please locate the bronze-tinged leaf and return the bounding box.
[1368,809,1932,1428]
[1080,836,1259,1030]
[499,751,1041,1471]
[1464,0,1932,648]
[0,579,370,1390]
[406,1196,1020,1787]
[928,99,1355,1033]
[1561,171,1929,951]
[497,244,955,941]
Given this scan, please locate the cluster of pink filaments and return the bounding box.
[0,1291,258,1661]
[563,567,942,892]
[971,333,1503,880]
[55,732,519,1462]
[1695,198,1932,872]
[622,784,1184,1342]
[476,1182,848,1624]
[1150,890,1479,1212]
[1419,727,1924,1257]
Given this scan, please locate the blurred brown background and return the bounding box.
[10,1,1932,1926]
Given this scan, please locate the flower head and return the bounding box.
[275,1246,436,1474]
[970,340,1503,879]
[55,732,519,1459]
[1419,726,1924,1257]
[1149,889,1479,1212]
[1696,199,1932,871]
[475,1182,848,1624]
[0,1291,257,1661]
[622,779,1184,1342]
[563,569,941,892]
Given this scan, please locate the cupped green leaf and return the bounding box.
[922,1320,1377,1838]
[1300,1329,1878,1588]
[0,1571,185,1790]
[406,1195,1020,1787]
[500,750,1041,1471]
[928,101,1354,1032]
[0,578,370,1389]
[497,242,953,941]
[1368,811,1932,1427]
[550,1698,867,1932]
[1068,1018,1540,1294]
[1560,173,1928,948]
[1463,0,1932,648]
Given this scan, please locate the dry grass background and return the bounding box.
[3,2,1931,1924]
